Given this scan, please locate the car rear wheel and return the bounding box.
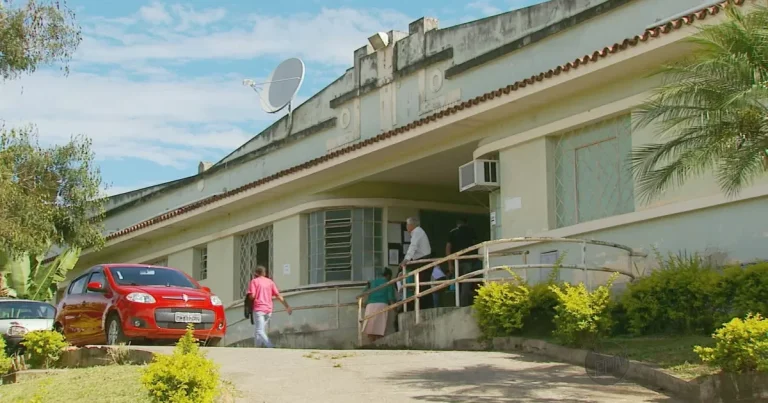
[106,315,127,345]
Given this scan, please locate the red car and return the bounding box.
[54,264,226,346]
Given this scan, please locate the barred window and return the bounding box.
[308,208,383,284]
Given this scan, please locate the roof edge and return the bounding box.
[51,0,742,265]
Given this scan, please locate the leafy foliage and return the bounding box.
[473,253,565,339]
[0,0,82,80]
[694,313,768,374]
[0,246,80,300]
[0,336,12,374]
[473,272,531,339]
[141,324,221,403]
[715,262,768,324]
[630,2,768,201]
[0,126,105,258]
[549,273,618,348]
[21,330,68,369]
[523,256,564,336]
[620,251,721,336]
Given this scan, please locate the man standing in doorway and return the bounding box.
[400,217,433,310]
[247,265,292,348]
[446,218,479,307]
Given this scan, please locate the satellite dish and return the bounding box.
[243,58,305,133]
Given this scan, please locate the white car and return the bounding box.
[0,298,56,351]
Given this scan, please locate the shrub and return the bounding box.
[694,313,768,374]
[524,282,559,336]
[621,251,721,336]
[141,324,221,403]
[549,273,617,348]
[608,300,630,337]
[21,330,68,369]
[0,337,12,375]
[523,260,563,337]
[473,272,531,339]
[107,343,131,366]
[715,263,768,326]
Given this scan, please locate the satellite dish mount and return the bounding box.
[243,58,305,133]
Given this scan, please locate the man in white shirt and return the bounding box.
[400,217,434,309]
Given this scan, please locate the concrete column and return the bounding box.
[498,137,552,238]
[168,249,195,277]
[205,236,236,305]
[272,215,306,290]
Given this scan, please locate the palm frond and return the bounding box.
[630,2,768,200]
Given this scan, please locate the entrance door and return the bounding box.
[418,210,491,260]
[237,226,273,297]
[256,240,271,278]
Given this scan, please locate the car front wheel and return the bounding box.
[106,315,127,345]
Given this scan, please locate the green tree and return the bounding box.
[0,0,82,80]
[630,1,768,202]
[0,126,105,258]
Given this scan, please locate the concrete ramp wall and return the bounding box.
[374,306,481,350]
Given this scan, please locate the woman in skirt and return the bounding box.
[363,268,396,343]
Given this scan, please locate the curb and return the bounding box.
[2,346,160,385]
[490,337,699,401]
[488,337,768,403]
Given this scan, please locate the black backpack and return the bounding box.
[243,293,254,324]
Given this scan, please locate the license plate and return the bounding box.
[174,312,202,323]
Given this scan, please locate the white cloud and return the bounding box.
[0,70,278,168]
[79,7,412,67]
[170,4,227,31]
[1,3,410,173]
[467,1,502,16]
[138,2,173,25]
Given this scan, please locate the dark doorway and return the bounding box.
[256,241,271,278]
[419,210,491,260]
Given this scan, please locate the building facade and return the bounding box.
[64,0,766,347]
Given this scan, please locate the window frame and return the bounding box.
[196,246,208,281]
[68,274,89,295]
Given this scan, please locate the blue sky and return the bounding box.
[1,0,545,196]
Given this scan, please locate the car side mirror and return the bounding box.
[201,286,211,293]
[86,281,105,293]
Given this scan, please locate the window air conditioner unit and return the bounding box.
[459,159,500,192]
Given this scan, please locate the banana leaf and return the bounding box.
[0,250,31,297]
[27,247,81,302]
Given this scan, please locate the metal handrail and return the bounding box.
[355,236,644,302]
[356,236,645,346]
[226,281,367,330]
[226,281,367,310]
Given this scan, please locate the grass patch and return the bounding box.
[600,335,718,380]
[0,365,150,403]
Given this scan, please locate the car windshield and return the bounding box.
[109,267,199,289]
[0,301,56,320]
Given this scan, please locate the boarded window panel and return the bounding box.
[555,115,634,228]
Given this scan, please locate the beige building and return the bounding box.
[63,0,766,347]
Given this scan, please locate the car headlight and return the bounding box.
[7,323,27,337]
[126,292,156,303]
[210,295,223,306]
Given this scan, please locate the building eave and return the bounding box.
[56,0,743,264]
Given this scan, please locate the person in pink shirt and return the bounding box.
[247,266,292,348]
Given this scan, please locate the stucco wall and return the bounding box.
[103,0,709,235]
[167,249,194,277]
[272,215,308,290]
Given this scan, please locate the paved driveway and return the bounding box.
[138,347,680,402]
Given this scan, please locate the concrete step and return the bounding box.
[373,306,481,350]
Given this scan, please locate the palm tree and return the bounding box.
[630,0,768,203]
